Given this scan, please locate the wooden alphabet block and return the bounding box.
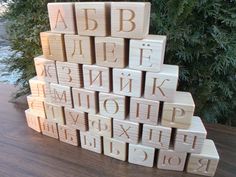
[129,35,166,72]
[83,65,111,92]
[187,139,219,177]
[75,2,110,36]
[130,97,160,125]
[99,92,127,120]
[174,116,207,153]
[111,2,151,39]
[64,107,88,131]
[65,35,94,64]
[80,131,102,153]
[113,119,140,144]
[39,117,59,139]
[157,149,187,171]
[34,56,58,83]
[50,83,72,108]
[25,109,42,133]
[128,144,155,167]
[58,125,79,146]
[40,32,66,61]
[29,77,48,99]
[48,3,76,34]
[161,91,195,129]
[88,114,112,138]
[144,64,179,102]
[113,68,143,97]
[56,61,83,88]
[103,137,127,161]
[72,88,98,114]
[142,124,171,150]
[95,37,127,68]
[44,102,65,125]
[27,95,45,117]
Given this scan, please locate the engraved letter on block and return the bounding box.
[58,125,79,146]
[80,131,102,153]
[40,118,59,139]
[25,109,42,133]
[44,102,65,125]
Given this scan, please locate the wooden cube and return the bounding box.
[34,56,58,83]
[40,32,66,61]
[72,88,98,114]
[113,119,140,144]
[83,65,111,92]
[50,83,72,108]
[187,139,219,177]
[99,92,127,120]
[25,109,42,133]
[64,107,88,131]
[103,137,127,161]
[75,2,110,36]
[48,3,76,34]
[111,2,150,39]
[129,35,166,72]
[130,97,160,125]
[142,124,171,150]
[64,35,94,64]
[144,64,179,102]
[29,77,48,99]
[44,102,65,125]
[95,37,127,68]
[27,95,45,117]
[40,117,59,139]
[58,125,79,146]
[80,131,102,153]
[157,149,187,171]
[174,116,207,153]
[128,144,155,167]
[161,91,195,129]
[113,68,143,97]
[56,61,83,88]
[88,114,112,138]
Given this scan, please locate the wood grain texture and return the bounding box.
[129,35,166,72]
[128,143,155,167]
[56,61,83,88]
[103,137,127,161]
[48,3,76,34]
[39,117,59,139]
[44,102,65,125]
[95,37,128,68]
[88,114,112,138]
[144,64,179,102]
[72,88,98,114]
[129,97,160,125]
[75,2,110,36]
[64,107,88,131]
[99,92,127,120]
[113,119,140,144]
[25,109,42,133]
[80,131,102,154]
[111,2,150,39]
[34,55,58,83]
[174,116,207,153]
[40,31,66,61]
[0,84,234,177]
[29,77,47,99]
[113,68,143,97]
[187,139,219,177]
[83,65,111,92]
[27,95,45,117]
[50,83,72,108]
[142,124,171,150]
[157,149,187,171]
[161,91,195,129]
[58,125,79,146]
[64,35,95,64]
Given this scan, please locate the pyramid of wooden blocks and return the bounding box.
[25,2,219,176]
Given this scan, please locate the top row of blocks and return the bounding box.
[48,2,151,39]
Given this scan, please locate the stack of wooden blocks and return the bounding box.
[25,2,219,176]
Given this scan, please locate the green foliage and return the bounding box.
[1,0,236,125]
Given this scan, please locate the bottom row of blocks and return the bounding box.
[26,109,219,177]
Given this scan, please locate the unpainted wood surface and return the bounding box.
[0,84,235,177]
